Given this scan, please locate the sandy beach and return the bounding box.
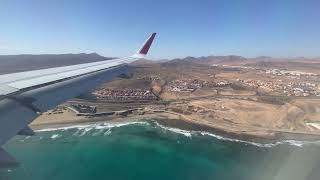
[30,104,320,144]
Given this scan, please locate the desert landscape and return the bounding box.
[19,54,320,143]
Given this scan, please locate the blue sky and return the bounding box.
[0,0,319,59]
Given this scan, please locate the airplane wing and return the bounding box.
[0,33,156,167]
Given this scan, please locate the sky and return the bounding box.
[0,0,319,59]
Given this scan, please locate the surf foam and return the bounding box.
[35,120,320,148]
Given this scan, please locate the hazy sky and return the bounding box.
[0,0,319,59]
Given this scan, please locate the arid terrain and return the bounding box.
[16,54,319,142]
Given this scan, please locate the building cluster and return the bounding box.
[168,79,203,92]
[211,64,255,71]
[70,104,97,114]
[265,69,318,77]
[136,75,160,81]
[283,82,320,96]
[168,79,231,92]
[238,79,320,96]
[93,88,157,101]
[205,80,231,88]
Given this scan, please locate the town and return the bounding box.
[92,88,158,102]
[167,79,231,92]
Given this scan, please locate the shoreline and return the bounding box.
[31,111,320,145]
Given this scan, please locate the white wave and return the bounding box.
[202,131,320,148]
[51,134,61,139]
[37,124,92,132]
[103,129,112,136]
[154,122,192,137]
[92,129,105,136]
[36,121,148,132]
[199,131,276,148]
[152,121,320,148]
[72,129,82,136]
[79,127,92,136]
[35,120,320,148]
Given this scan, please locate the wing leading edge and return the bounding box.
[0,33,156,167]
[0,33,157,98]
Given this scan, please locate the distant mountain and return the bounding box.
[163,55,320,66]
[201,55,247,64]
[248,56,320,62]
[249,56,273,61]
[131,59,157,65]
[156,59,170,63]
[164,55,248,65]
[0,53,114,74]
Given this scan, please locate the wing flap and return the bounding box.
[0,85,19,96]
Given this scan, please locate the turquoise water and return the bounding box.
[1,120,320,180]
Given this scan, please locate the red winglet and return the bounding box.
[137,33,156,55]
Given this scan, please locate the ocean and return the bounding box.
[1,120,320,180]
